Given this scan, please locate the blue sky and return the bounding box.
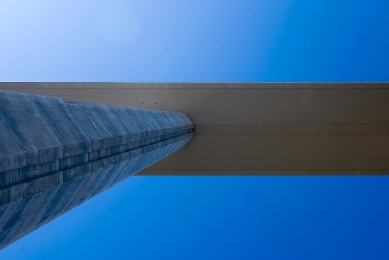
[1,0,389,259]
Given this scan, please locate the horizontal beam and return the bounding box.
[1,82,389,175]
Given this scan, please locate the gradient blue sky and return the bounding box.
[1,0,389,259]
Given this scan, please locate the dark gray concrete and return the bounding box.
[0,90,194,249]
[0,136,190,249]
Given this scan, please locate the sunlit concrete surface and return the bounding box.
[1,82,389,175]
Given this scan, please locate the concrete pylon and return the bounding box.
[0,90,194,249]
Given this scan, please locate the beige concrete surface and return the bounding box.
[1,82,389,175]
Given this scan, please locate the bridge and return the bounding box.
[1,82,388,175]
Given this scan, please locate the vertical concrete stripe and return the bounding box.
[6,92,63,158]
[0,91,40,154]
[62,99,104,151]
[48,97,92,152]
[28,94,79,157]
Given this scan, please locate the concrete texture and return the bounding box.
[0,89,193,173]
[1,82,388,175]
[0,89,194,249]
[0,136,191,249]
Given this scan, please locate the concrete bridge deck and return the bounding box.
[1,82,389,175]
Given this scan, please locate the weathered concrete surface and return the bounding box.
[0,90,193,173]
[0,136,190,249]
[1,82,388,175]
[0,89,194,249]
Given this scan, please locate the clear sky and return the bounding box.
[1,0,389,259]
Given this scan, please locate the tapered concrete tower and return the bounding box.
[0,90,194,249]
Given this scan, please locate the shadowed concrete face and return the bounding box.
[0,137,190,249]
[0,90,194,249]
[1,82,388,175]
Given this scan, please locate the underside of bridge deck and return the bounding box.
[1,82,389,175]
